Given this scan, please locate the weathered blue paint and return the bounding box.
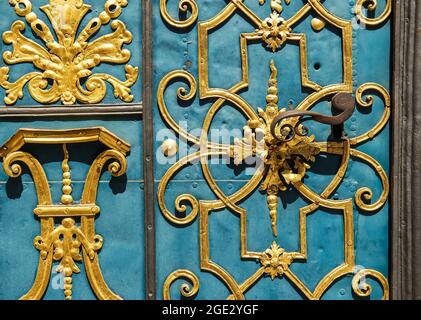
[153,0,390,300]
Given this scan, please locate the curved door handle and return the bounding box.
[270,92,355,141]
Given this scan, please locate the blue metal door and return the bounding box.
[0,0,392,300]
[154,0,391,300]
[0,0,144,299]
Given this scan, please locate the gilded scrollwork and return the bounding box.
[0,0,139,105]
[159,0,391,300]
[163,270,200,300]
[352,269,389,300]
[0,127,130,300]
[355,0,392,27]
[160,0,199,29]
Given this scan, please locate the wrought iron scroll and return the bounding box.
[0,127,130,300]
[158,0,391,300]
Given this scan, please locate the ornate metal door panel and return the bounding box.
[0,121,145,300]
[154,0,391,300]
[0,0,144,299]
[0,0,393,301]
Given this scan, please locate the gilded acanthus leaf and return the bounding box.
[258,0,292,51]
[260,241,293,279]
[0,0,139,105]
[257,12,291,52]
[34,218,103,300]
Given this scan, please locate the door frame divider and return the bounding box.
[391,0,421,300]
[142,0,156,300]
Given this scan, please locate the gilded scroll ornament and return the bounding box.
[34,218,104,300]
[0,127,130,300]
[352,269,389,300]
[355,0,392,26]
[159,0,391,300]
[163,269,200,300]
[0,0,138,105]
[160,0,199,28]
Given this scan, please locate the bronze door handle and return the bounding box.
[270,92,356,141]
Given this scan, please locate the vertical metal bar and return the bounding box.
[391,0,403,300]
[142,0,156,300]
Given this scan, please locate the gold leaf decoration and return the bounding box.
[233,60,320,236]
[260,241,293,279]
[0,0,139,105]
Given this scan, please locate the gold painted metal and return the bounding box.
[163,269,200,300]
[233,60,320,236]
[0,0,139,105]
[352,269,389,300]
[0,127,130,300]
[160,0,199,29]
[259,0,292,13]
[159,0,391,300]
[311,17,325,31]
[257,1,292,52]
[355,0,392,26]
[260,241,293,279]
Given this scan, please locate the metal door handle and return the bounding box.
[270,92,355,141]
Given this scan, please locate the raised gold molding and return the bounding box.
[0,0,139,106]
[0,127,130,300]
[159,0,391,300]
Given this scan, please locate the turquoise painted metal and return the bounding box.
[0,0,144,300]
[0,117,144,299]
[153,0,390,300]
[0,0,391,300]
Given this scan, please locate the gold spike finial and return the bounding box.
[266,60,279,114]
[60,144,73,205]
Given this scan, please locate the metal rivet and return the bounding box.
[161,139,178,157]
[311,18,326,32]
